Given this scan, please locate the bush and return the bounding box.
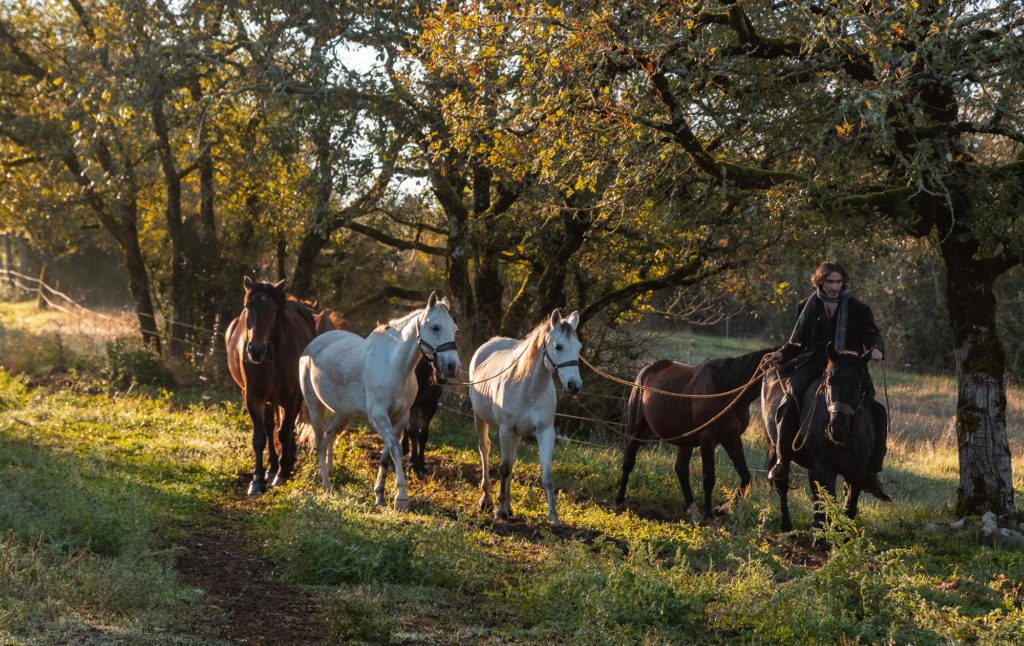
[0,368,28,410]
[103,337,176,389]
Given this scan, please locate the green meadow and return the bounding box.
[1,302,1023,645]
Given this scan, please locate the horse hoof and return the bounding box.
[495,508,513,521]
[394,496,411,511]
[550,518,562,527]
[686,503,703,522]
[247,482,266,496]
[479,497,493,512]
[270,474,286,488]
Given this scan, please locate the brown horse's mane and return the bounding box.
[708,347,775,392]
[246,281,316,333]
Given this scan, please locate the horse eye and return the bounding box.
[431,324,440,332]
[555,343,563,351]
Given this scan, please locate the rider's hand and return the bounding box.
[766,351,783,367]
[871,348,883,361]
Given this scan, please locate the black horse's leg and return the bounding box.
[810,474,837,529]
[777,478,792,532]
[722,432,752,500]
[264,405,280,485]
[615,436,644,505]
[843,480,862,519]
[774,463,793,532]
[674,443,698,517]
[246,399,268,495]
[407,419,425,479]
[416,420,430,477]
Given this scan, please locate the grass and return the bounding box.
[1,301,1023,644]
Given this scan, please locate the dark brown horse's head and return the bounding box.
[242,276,286,364]
[823,343,872,444]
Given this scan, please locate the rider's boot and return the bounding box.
[768,399,799,483]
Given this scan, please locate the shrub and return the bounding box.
[103,337,176,389]
[0,368,28,410]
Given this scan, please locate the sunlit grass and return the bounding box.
[4,306,1024,644]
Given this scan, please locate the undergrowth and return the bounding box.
[1,306,1023,644]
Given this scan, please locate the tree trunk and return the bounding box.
[152,94,190,359]
[290,118,333,300]
[940,236,1015,515]
[119,204,162,352]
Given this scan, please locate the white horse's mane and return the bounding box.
[373,304,436,336]
[509,318,573,382]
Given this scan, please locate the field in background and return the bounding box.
[2,299,1024,644]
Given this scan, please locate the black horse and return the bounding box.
[401,355,444,478]
[761,343,889,531]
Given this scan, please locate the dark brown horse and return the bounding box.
[225,277,318,495]
[617,347,773,519]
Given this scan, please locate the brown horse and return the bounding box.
[225,277,318,495]
[616,347,773,519]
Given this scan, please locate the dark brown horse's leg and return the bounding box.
[615,436,644,505]
[721,433,752,503]
[674,444,697,516]
[246,399,269,495]
[264,406,280,485]
[699,436,716,518]
[274,402,299,487]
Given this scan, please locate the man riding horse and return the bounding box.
[765,261,890,500]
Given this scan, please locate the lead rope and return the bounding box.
[573,357,773,443]
[578,353,772,399]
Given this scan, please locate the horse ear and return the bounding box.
[826,342,838,361]
[243,276,254,291]
[439,296,450,310]
[427,291,438,308]
[565,310,579,330]
[272,279,286,293]
[549,309,562,327]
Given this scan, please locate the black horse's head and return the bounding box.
[242,276,286,364]
[823,343,872,444]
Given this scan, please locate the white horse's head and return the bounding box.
[543,309,582,395]
[418,292,461,379]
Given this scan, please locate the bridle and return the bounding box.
[824,375,865,418]
[542,341,579,377]
[415,319,457,365]
[243,294,281,363]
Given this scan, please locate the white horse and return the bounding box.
[299,292,460,509]
[470,309,582,526]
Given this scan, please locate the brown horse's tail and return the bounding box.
[625,366,653,441]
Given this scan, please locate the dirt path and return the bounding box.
[174,491,329,645]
